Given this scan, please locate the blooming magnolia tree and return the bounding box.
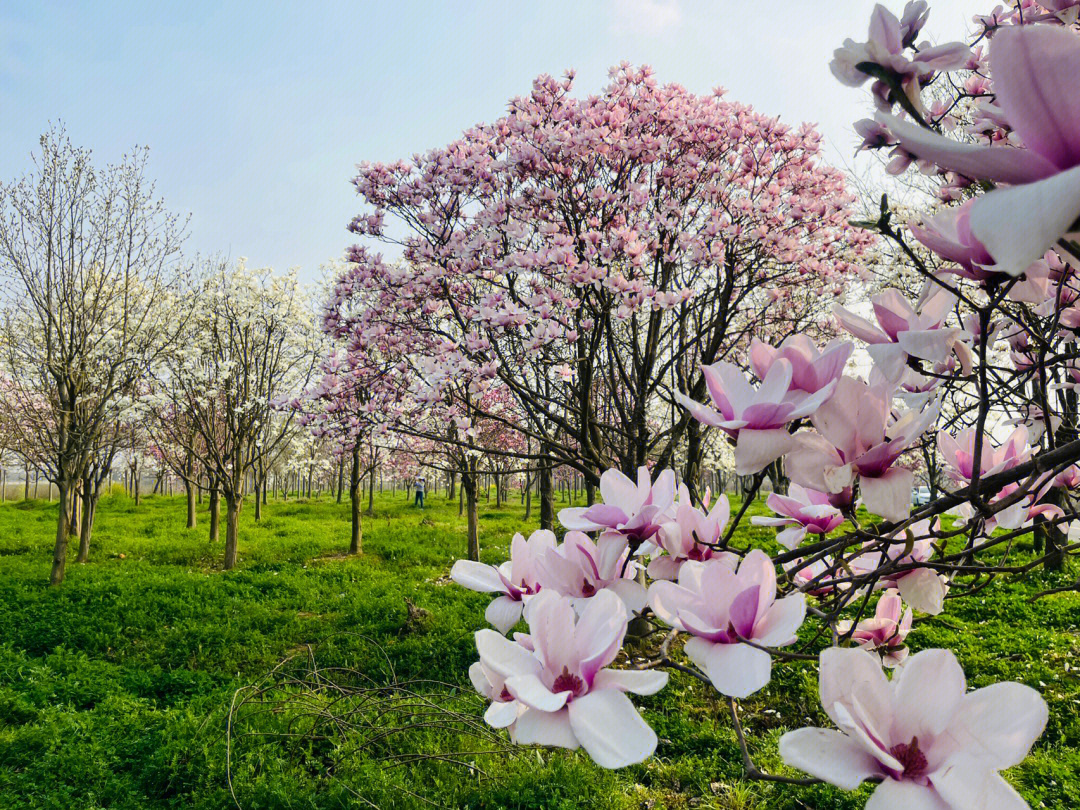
[331,65,873,527]
[148,261,318,568]
[445,2,1080,807]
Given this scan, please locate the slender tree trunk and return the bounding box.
[76,475,94,563]
[349,443,362,554]
[524,473,532,521]
[50,480,71,585]
[1036,489,1068,569]
[134,469,141,506]
[539,447,554,532]
[223,493,240,569]
[254,478,263,521]
[185,479,197,528]
[448,470,456,500]
[209,483,220,543]
[23,464,29,500]
[464,457,480,561]
[367,455,376,516]
[336,457,344,504]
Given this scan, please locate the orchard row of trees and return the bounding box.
[0,132,657,583]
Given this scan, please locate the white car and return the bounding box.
[911,486,931,506]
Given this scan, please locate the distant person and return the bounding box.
[414,476,426,508]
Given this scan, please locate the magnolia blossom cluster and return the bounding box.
[437,3,1080,806]
[317,0,1080,806]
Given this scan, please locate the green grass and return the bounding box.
[0,488,1078,808]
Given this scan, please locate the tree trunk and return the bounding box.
[448,470,456,500]
[68,481,81,537]
[133,469,141,506]
[223,493,241,569]
[254,478,263,521]
[336,456,344,504]
[49,480,72,585]
[464,457,479,561]
[209,484,220,543]
[349,443,362,554]
[76,475,94,563]
[764,458,789,495]
[539,449,554,532]
[585,472,598,506]
[23,463,29,500]
[524,473,532,521]
[185,479,197,528]
[1036,489,1068,569]
[367,455,376,516]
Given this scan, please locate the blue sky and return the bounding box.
[0,0,983,280]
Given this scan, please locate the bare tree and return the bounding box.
[0,127,190,584]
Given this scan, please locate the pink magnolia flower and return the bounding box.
[786,556,843,596]
[747,335,852,395]
[938,425,1032,487]
[676,359,833,475]
[451,529,556,634]
[534,530,647,614]
[953,479,1064,535]
[751,484,845,550]
[648,550,806,698]
[880,26,1080,275]
[648,498,738,581]
[910,201,1052,302]
[836,589,912,668]
[834,287,970,383]
[559,466,676,543]
[473,589,668,769]
[831,3,967,89]
[780,647,1047,808]
[1055,464,1080,490]
[787,377,939,522]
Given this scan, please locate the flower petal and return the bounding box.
[685,638,772,698]
[970,164,1080,276]
[859,467,914,522]
[878,112,1057,185]
[932,756,1030,810]
[754,593,806,647]
[567,688,657,768]
[952,682,1048,770]
[896,567,947,615]
[778,728,882,790]
[819,647,892,734]
[511,707,579,749]
[734,428,795,475]
[505,672,570,712]
[865,778,952,810]
[451,560,504,593]
[475,628,541,679]
[592,668,669,696]
[892,649,966,742]
[990,26,1080,170]
[484,699,520,728]
[485,595,524,635]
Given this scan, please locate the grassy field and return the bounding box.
[0,488,1078,809]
